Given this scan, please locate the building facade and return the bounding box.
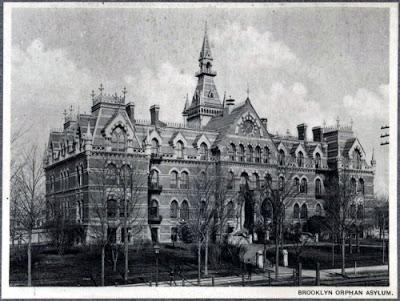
[44,27,376,244]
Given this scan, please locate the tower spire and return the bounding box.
[199,21,212,61]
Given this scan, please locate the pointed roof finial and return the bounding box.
[99,83,104,95]
[336,116,340,128]
[122,86,127,100]
[246,82,250,99]
[350,118,353,129]
[91,90,95,101]
[199,21,212,60]
[372,147,375,161]
[184,93,190,111]
[86,120,92,139]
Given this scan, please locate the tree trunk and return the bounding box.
[27,230,32,286]
[341,232,346,276]
[275,226,279,279]
[204,231,209,276]
[197,238,201,284]
[348,235,352,254]
[124,228,128,282]
[356,227,360,253]
[263,240,267,271]
[331,238,335,268]
[101,245,105,286]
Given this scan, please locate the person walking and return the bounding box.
[246,259,253,280]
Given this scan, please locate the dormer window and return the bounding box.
[353,149,362,169]
[175,140,184,159]
[297,151,304,167]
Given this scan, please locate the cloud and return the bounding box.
[342,84,389,120]
[124,62,196,123]
[11,39,95,146]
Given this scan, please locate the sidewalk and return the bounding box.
[127,264,388,287]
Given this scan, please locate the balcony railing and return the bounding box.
[148,182,163,192]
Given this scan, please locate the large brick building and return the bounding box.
[44,27,376,244]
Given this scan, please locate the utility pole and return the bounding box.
[380,125,389,145]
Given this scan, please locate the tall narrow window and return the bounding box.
[278,149,285,166]
[180,171,189,189]
[315,153,321,169]
[200,143,208,160]
[107,199,117,218]
[300,178,308,193]
[359,178,365,195]
[255,146,261,163]
[315,203,322,216]
[315,178,322,197]
[264,174,272,190]
[227,172,235,190]
[253,173,260,190]
[350,178,357,194]
[300,204,308,219]
[176,141,184,159]
[238,144,245,162]
[151,138,160,156]
[111,126,126,152]
[297,151,304,167]
[263,147,270,163]
[247,145,253,162]
[261,200,273,219]
[294,177,300,192]
[279,176,285,191]
[150,200,159,218]
[150,170,159,186]
[357,204,364,219]
[170,171,178,188]
[293,204,300,219]
[180,200,189,220]
[353,149,362,169]
[170,200,179,218]
[229,143,236,161]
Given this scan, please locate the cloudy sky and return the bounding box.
[8,4,392,195]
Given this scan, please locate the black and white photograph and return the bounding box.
[2,2,398,299]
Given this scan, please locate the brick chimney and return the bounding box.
[297,123,308,141]
[312,126,323,142]
[150,105,160,125]
[125,102,135,124]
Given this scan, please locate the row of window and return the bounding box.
[151,138,209,160]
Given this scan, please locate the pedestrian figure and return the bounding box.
[169,267,176,286]
[246,259,253,280]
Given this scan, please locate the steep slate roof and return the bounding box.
[342,138,357,156]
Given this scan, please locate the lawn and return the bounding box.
[9,243,242,286]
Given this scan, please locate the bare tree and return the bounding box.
[324,171,358,276]
[90,155,146,286]
[261,166,300,279]
[12,146,45,286]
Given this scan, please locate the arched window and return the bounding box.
[76,166,81,187]
[150,200,159,218]
[180,171,189,189]
[120,199,130,218]
[350,178,357,194]
[357,204,363,219]
[170,200,178,218]
[349,203,356,218]
[150,170,159,186]
[297,151,304,167]
[263,146,270,163]
[247,145,253,162]
[180,200,189,220]
[151,138,160,156]
[229,143,236,161]
[300,178,307,193]
[170,171,178,188]
[120,165,131,186]
[80,165,84,186]
[294,177,300,192]
[176,140,184,159]
[238,144,245,162]
[227,172,235,190]
[300,204,308,219]
[293,204,300,219]
[353,149,362,169]
[279,176,285,191]
[107,199,117,218]
[315,203,322,216]
[200,143,208,160]
[264,174,272,189]
[278,149,285,166]
[359,178,365,195]
[240,172,249,188]
[315,178,322,197]
[261,200,273,219]
[106,163,118,185]
[111,126,126,152]
[227,201,235,218]
[255,146,261,163]
[253,173,260,190]
[315,153,321,169]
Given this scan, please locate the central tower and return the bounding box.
[183,24,223,128]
